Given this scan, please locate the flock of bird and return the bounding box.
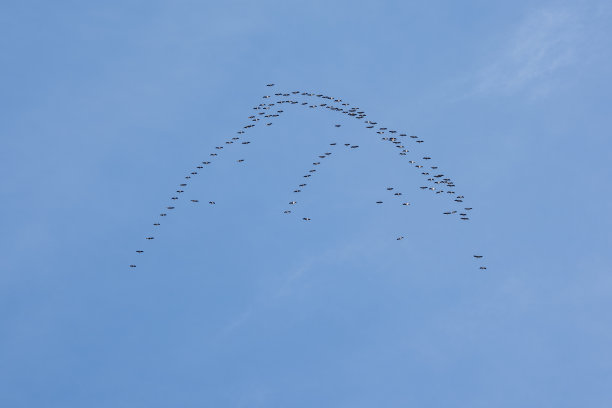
[130,84,486,270]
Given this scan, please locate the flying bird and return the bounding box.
[132,88,484,270]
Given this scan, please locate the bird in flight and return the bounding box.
[130,85,485,270]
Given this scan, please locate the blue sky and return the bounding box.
[1,1,612,406]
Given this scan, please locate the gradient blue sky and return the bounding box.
[2,1,612,407]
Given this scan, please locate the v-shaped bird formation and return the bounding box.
[131,84,486,269]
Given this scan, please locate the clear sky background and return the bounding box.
[2,1,612,407]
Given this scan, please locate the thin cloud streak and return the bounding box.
[473,7,582,97]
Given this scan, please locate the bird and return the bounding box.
[479,266,487,270]
[146,237,154,240]
[160,213,167,217]
[136,250,143,253]
[129,265,136,268]
[133,89,484,270]
[474,255,483,259]
[266,83,274,86]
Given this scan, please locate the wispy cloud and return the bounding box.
[472,7,583,98]
[215,237,377,338]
